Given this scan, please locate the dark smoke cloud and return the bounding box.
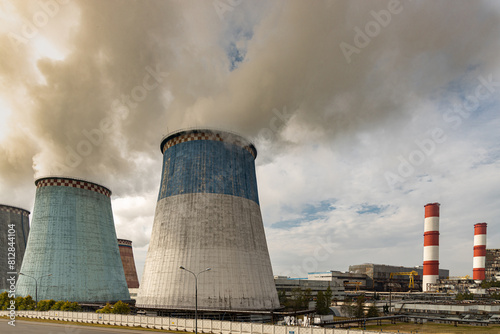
[1,0,499,205]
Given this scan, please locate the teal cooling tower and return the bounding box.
[136,129,280,311]
[0,205,30,293]
[16,177,130,303]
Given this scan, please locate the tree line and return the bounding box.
[0,292,81,311]
[0,292,130,314]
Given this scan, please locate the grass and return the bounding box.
[0,315,188,333]
[363,322,500,333]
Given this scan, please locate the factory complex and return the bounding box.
[1,128,499,324]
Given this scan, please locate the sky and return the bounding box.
[1,0,499,281]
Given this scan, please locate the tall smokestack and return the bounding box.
[423,202,440,292]
[473,222,487,283]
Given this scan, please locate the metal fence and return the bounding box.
[0,310,400,333]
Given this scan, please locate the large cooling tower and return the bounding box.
[423,202,440,292]
[0,205,30,292]
[118,239,140,288]
[137,129,280,311]
[473,222,487,283]
[16,177,130,302]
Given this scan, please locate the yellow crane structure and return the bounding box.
[389,271,419,289]
[343,281,362,291]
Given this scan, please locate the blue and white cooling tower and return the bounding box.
[136,129,280,311]
[16,177,130,303]
[0,205,30,293]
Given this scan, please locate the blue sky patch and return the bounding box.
[356,203,388,215]
[271,199,337,229]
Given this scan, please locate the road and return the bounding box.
[0,318,165,334]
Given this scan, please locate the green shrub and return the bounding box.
[51,300,65,310]
[111,301,131,314]
[490,292,500,300]
[14,295,36,310]
[0,292,13,310]
[24,295,36,310]
[36,299,56,311]
[96,303,113,314]
[60,301,81,311]
[366,305,380,318]
[456,292,474,300]
[96,301,131,314]
[354,295,366,318]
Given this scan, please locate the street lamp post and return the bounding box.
[19,273,52,309]
[179,266,211,334]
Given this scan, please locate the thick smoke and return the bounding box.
[0,0,499,204]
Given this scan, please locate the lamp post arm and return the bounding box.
[180,267,210,334]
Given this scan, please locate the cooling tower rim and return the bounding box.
[34,176,112,196]
[0,203,30,214]
[160,127,257,158]
[117,238,133,245]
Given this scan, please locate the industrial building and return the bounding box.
[137,129,280,312]
[307,271,367,291]
[392,301,500,317]
[486,249,500,280]
[16,177,130,303]
[274,275,345,305]
[0,205,30,293]
[349,263,449,291]
[426,276,475,294]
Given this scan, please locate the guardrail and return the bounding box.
[0,310,398,334]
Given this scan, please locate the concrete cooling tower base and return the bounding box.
[138,193,277,310]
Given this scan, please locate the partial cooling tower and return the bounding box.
[473,222,487,283]
[423,202,440,292]
[137,129,280,311]
[0,205,30,292]
[16,177,130,302]
[118,239,140,289]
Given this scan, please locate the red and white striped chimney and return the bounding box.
[423,203,440,292]
[473,222,487,283]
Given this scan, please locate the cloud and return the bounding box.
[2,1,500,191]
[0,0,499,279]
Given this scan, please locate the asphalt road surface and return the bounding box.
[0,318,164,334]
